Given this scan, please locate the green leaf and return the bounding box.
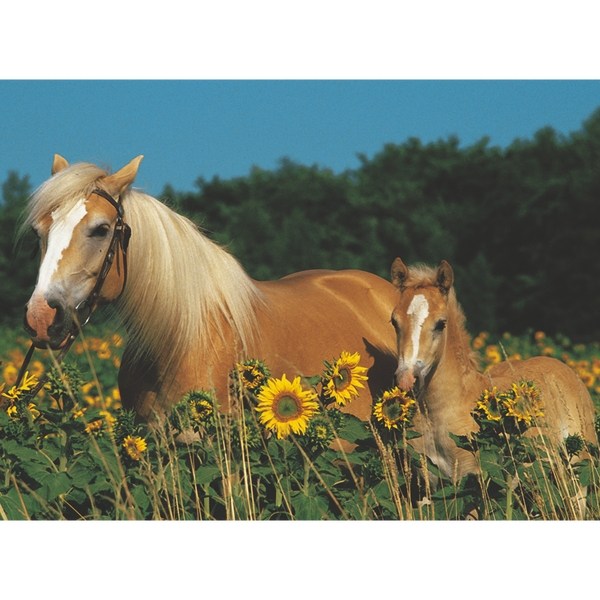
[449,432,472,451]
[195,465,222,486]
[37,471,73,502]
[0,488,35,520]
[302,375,321,388]
[290,489,329,520]
[338,414,372,444]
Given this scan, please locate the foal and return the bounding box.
[390,258,598,488]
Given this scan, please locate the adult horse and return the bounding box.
[390,257,598,491]
[20,155,398,424]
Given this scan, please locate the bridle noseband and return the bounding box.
[15,188,131,391]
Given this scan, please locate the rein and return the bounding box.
[15,188,131,395]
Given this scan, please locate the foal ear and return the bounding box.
[435,260,454,295]
[391,257,409,289]
[52,154,69,175]
[103,155,144,197]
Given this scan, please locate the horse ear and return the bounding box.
[102,155,144,197]
[52,154,69,175]
[436,260,454,295]
[391,258,409,289]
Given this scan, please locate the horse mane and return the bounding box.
[18,161,266,378]
[404,263,481,372]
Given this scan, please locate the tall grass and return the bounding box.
[0,326,598,520]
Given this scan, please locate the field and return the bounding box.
[0,324,599,520]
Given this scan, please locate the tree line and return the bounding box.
[3,107,600,341]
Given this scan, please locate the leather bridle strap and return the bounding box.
[74,188,131,327]
[14,188,131,393]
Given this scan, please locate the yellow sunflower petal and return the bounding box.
[325,351,368,406]
[256,374,318,439]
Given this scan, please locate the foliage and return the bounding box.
[5,107,600,340]
[164,108,600,340]
[0,332,598,520]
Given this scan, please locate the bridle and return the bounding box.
[74,188,131,327]
[15,188,131,393]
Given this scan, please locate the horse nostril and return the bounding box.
[23,305,37,337]
[47,299,65,328]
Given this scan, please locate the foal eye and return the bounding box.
[434,319,447,332]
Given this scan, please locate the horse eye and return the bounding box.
[435,319,447,332]
[90,225,110,238]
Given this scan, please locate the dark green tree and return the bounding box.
[0,172,37,327]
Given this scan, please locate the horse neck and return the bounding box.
[116,191,264,377]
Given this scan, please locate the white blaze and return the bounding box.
[35,198,88,293]
[406,294,429,366]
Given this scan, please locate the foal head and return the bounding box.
[23,155,142,349]
[390,258,454,395]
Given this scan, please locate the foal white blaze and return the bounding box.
[396,293,429,390]
[406,294,429,365]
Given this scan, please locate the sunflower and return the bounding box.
[169,389,217,434]
[236,359,270,391]
[123,435,147,460]
[324,351,368,406]
[485,345,502,364]
[256,374,319,439]
[188,391,215,425]
[304,413,336,451]
[2,371,40,402]
[372,387,416,430]
[475,382,544,429]
[502,381,544,425]
[475,387,504,421]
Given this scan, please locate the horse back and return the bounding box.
[254,269,399,419]
[486,356,598,444]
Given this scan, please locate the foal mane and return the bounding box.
[19,161,266,377]
[404,263,481,372]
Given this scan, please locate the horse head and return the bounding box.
[23,154,142,349]
[390,257,453,395]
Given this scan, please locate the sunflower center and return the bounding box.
[274,395,301,421]
[333,367,350,390]
[383,400,404,423]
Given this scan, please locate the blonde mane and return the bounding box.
[19,161,266,377]
[404,263,481,372]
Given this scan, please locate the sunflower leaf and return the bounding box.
[337,414,372,444]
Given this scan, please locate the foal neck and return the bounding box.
[423,309,479,410]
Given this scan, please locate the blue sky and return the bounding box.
[1,80,600,198]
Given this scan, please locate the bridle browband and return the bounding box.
[15,188,131,393]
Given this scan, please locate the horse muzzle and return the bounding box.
[23,296,75,350]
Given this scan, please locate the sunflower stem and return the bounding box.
[506,475,513,520]
[303,454,310,494]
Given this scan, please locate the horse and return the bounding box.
[18,154,399,427]
[389,257,598,496]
